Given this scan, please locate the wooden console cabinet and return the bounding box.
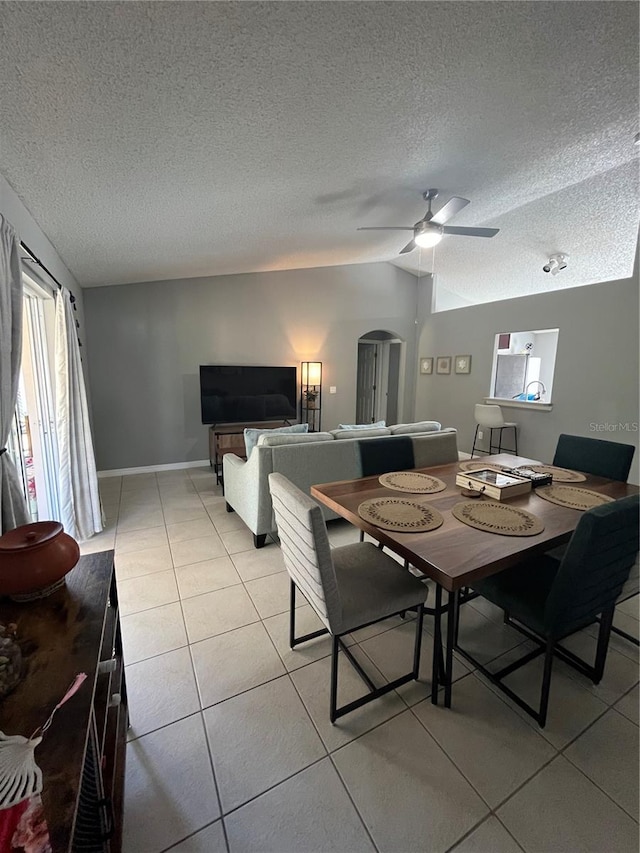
[0,550,127,852]
[209,421,291,485]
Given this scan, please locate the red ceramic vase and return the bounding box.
[0,522,80,599]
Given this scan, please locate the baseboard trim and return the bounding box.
[98,460,210,478]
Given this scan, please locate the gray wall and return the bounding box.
[84,263,419,470]
[415,270,640,483]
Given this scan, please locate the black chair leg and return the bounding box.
[289,580,329,650]
[329,635,339,724]
[539,638,554,728]
[513,425,518,456]
[594,605,615,683]
[359,530,365,542]
[471,424,480,457]
[289,581,296,649]
[412,605,425,678]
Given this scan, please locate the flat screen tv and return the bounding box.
[200,365,297,424]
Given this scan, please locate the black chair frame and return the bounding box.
[454,603,616,727]
[289,580,424,723]
[471,424,518,457]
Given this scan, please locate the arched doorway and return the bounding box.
[356,330,406,425]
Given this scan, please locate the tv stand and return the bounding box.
[209,421,291,486]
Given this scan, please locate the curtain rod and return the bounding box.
[19,241,76,305]
[20,240,82,346]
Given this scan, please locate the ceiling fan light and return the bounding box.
[414,229,442,248]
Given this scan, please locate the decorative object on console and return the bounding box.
[0,673,86,850]
[454,355,472,374]
[0,522,80,600]
[300,361,322,432]
[0,623,21,699]
[436,356,451,374]
[419,357,433,375]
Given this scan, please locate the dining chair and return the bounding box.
[553,434,635,481]
[268,472,428,723]
[357,435,415,542]
[455,494,639,727]
[471,404,518,457]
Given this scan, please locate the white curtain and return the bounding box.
[0,215,31,533]
[55,287,102,540]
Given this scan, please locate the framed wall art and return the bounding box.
[455,355,472,374]
[419,357,433,375]
[436,356,451,375]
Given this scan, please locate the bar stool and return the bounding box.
[471,404,518,457]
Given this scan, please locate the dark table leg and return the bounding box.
[444,589,460,708]
[431,584,443,704]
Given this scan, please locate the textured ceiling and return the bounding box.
[0,1,638,302]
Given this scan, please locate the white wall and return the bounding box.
[415,263,640,483]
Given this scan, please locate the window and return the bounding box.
[489,329,559,403]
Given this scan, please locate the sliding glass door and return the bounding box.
[5,276,60,522]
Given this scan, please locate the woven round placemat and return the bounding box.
[523,465,587,483]
[451,501,544,536]
[378,471,447,494]
[535,485,613,511]
[458,460,506,473]
[358,497,444,533]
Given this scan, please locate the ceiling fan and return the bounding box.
[357,189,499,254]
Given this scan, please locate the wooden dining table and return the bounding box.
[310,454,638,709]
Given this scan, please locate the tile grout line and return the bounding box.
[115,467,640,849]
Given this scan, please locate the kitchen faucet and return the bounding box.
[525,381,546,401]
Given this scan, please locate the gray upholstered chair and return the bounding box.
[456,494,639,727]
[268,473,428,723]
[553,433,635,482]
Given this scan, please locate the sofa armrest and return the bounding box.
[223,449,275,536]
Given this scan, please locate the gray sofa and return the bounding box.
[223,424,459,547]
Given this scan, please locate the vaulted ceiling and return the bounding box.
[0,1,637,303]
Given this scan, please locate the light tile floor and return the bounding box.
[82,467,640,853]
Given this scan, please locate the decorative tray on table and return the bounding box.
[455,468,532,501]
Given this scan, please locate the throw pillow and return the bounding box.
[338,420,386,430]
[244,423,308,458]
[390,421,442,435]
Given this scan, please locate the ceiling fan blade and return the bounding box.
[357,226,414,231]
[431,196,470,225]
[399,240,416,254]
[442,225,499,238]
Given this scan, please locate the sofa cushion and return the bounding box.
[391,421,442,435]
[245,423,308,458]
[338,420,386,430]
[330,427,391,440]
[258,432,334,448]
[358,435,415,476]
